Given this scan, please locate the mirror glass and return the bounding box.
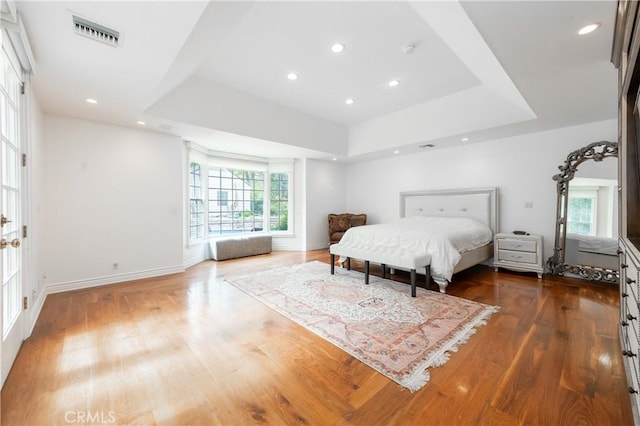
[567,176,617,238]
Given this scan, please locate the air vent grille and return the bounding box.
[73,15,119,47]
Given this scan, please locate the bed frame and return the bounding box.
[398,187,499,291]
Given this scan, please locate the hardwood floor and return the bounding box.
[1,250,633,425]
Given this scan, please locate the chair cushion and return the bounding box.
[350,215,367,227]
[329,215,351,232]
[330,231,345,243]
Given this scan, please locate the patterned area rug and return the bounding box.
[224,261,499,392]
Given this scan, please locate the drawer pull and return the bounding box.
[630,387,638,394]
[622,263,629,269]
[627,313,637,321]
[627,277,637,284]
[623,320,630,326]
[623,350,638,357]
[623,292,629,298]
[618,249,624,255]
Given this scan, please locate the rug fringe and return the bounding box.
[403,370,432,392]
[401,305,500,392]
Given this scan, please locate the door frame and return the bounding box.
[1,24,31,387]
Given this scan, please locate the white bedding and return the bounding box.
[337,216,493,281]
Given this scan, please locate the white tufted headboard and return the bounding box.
[400,187,499,235]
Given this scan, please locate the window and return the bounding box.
[567,190,597,236]
[187,148,294,239]
[189,163,204,240]
[270,172,289,231]
[208,167,265,235]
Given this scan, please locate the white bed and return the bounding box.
[335,187,498,293]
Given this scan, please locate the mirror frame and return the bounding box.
[546,140,619,283]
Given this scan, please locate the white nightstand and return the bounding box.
[493,233,544,279]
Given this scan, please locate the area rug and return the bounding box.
[224,261,499,392]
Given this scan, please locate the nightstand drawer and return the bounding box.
[497,249,537,264]
[497,239,537,252]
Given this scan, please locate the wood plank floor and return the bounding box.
[1,250,634,425]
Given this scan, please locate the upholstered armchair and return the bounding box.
[328,213,367,245]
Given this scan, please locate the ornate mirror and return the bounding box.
[547,140,619,283]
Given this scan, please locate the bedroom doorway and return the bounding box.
[1,43,25,386]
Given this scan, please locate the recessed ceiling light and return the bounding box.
[394,150,400,154]
[578,23,599,35]
[287,72,299,81]
[85,98,98,104]
[330,43,345,53]
[345,98,355,105]
[388,79,400,87]
[461,137,469,142]
[332,157,337,161]
[137,121,146,125]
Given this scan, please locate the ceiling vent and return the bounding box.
[73,15,119,47]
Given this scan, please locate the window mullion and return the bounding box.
[264,172,270,232]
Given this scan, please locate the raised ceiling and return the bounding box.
[14,0,618,161]
[195,1,480,125]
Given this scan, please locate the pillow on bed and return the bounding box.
[398,216,493,253]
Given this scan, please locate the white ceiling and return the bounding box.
[12,0,618,162]
[196,1,480,125]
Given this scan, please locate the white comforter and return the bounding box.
[337,216,493,281]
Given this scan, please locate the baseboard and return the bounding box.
[184,252,208,269]
[272,242,300,251]
[46,265,185,294]
[27,289,46,335]
[306,242,330,251]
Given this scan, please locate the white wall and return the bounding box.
[344,119,618,263]
[183,239,210,268]
[304,158,347,250]
[42,115,185,292]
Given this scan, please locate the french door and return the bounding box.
[1,44,24,386]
